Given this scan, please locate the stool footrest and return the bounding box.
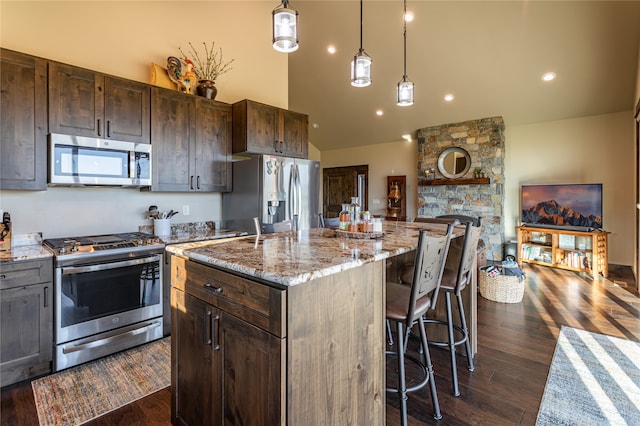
[422,318,469,347]
[385,351,430,394]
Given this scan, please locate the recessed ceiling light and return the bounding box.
[402,134,412,142]
[327,45,336,54]
[376,109,384,116]
[404,11,414,22]
[444,94,455,102]
[312,123,320,129]
[542,72,556,82]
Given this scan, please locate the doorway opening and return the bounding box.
[322,165,368,218]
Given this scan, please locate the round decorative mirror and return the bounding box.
[437,147,471,179]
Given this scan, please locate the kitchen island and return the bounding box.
[167,221,469,425]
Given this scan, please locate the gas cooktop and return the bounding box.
[44,232,165,263]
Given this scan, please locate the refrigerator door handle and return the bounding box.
[294,165,302,230]
[288,164,294,222]
[288,164,301,231]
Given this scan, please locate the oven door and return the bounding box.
[55,253,163,345]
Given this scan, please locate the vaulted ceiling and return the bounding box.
[287,1,640,151]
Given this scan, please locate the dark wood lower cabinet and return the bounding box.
[171,288,217,425]
[0,259,53,386]
[170,256,384,425]
[171,257,286,425]
[221,313,284,425]
[172,288,284,426]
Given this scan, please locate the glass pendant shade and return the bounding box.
[397,76,414,106]
[273,1,298,53]
[351,49,372,87]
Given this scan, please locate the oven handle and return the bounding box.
[61,320,161,354]
[60,254,162,275]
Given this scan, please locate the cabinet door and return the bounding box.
[48,62,104,137]
[221,312,285,425]
[0,283,53,386]
[172,289,221,425]
[0,49,48,190]
[150,87,196,192]
[233,100,279,155]
[104,76,150,143]
[195,99,232,192]
[280,109,308,159]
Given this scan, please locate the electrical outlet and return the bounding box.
[183,205,190,216]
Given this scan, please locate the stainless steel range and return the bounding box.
[44,232,165,371]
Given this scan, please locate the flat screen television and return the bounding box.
[521,183,603,231]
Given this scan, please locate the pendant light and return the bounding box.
[351,0,372,87]
[273,0,299,53]
[397,0,414,106]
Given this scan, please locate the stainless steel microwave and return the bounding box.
[48,134,152,187]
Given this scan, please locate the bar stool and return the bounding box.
[404,215,481,397]
[386,223,455,425]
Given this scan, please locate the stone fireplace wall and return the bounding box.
[416,117,505,261]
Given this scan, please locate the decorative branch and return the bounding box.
[179,42,234,81]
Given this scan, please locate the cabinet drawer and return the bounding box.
[0,259,53,289]
[172,257,286,337]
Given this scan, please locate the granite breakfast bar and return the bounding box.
[167,221,469,425]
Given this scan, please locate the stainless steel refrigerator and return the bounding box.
[222,155,321,234]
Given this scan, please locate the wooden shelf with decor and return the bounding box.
[418,177,490,186]
[517,226,609,278]
[385,175,406,221]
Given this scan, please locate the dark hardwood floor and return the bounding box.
[2,264,638,425]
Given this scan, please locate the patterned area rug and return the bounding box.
[536,326,640,425]
[32,337,170,425]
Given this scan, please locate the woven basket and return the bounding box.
[479,272,525,303]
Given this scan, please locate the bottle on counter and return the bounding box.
[339,204,350,230]
[373,218,383,233]
[350,197,360,231]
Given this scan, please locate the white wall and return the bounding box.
[0,189,222,239]
[0,1,287,238]
[504,112,635,265]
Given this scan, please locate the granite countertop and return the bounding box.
[167,221,457,287]
[0,233,53,263]
[160,229,248,245]
[138,221,247,245]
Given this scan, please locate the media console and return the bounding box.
[517,226,609,278]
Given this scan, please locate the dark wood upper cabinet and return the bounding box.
[150,87,195,192]
[280,109,309,158]
[232,99,308,159]
[103,76,150,143]
[150,87,231,192]
[48,62,150,143]
[0,49,48,190]
[196,99,232,192]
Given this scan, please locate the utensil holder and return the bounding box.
[154,218,171,236]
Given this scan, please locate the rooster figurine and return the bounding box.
[166,56,197,94]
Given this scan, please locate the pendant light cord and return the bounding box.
[359,0,364,51]
[402,0,407,78]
